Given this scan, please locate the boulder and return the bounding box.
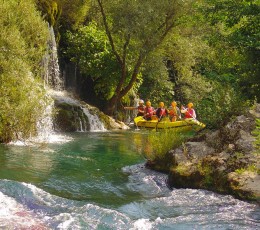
[184,141,215,160]
[235,130,255,153]
[228,171,260,201]
[167,104,260,201]
[51,91,129,132]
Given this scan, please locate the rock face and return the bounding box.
[167,104,260,201]
[52,91,129,132]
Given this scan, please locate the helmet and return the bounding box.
[187,102,193,108]
[171,101,177,107]
[139,99,144,104]
[146,101,151,107]
[159,102,164,107]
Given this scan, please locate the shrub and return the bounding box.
[197,83,249,128]
[144,129,191,162]
[0,0,50,142]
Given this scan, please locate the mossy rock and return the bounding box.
[228,171,260,201]
[54,108,78,132]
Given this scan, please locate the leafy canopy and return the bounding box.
[65,22,121,99]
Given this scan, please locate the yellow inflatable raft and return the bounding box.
[134,116,206,132]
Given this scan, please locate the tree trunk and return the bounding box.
[103,95,119,116]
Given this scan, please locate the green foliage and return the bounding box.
[0,0,50,142]
[139,52,174,105]
[64,22,121,99]
[197,161,214,187]
[36,0,91,44]
[34,0,260,124]
[3,0,49,75]
[199,0,260,101]
[197,82,249,128]
[174,164,190,176]
[163,28,213,104]
[58,0,91,30]
[235,164,259,175]
[144,129,188,162]
[175,0,259,128]
[35,0,62,42]
[102,0,188,51]
[89,0,197,115]
[36,0,61,27]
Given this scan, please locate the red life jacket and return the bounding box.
[144,107,154,118]
[158,108,167,117]
[137,105,145,113]
[169,107,177,116]
[185,108,195,118]
[156,108,168,120]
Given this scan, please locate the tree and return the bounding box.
[0,0,50,142]
[138,51,174,106]
[64,22,121,100]
[36,0,61,27]
[200,0,260,101]
[93,0,196,115]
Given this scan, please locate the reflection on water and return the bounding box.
[0,131,259,229]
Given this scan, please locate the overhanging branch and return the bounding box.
[97,0,123,65]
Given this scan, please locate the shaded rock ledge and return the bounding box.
[154,104,260,201]
[51,91,129,132]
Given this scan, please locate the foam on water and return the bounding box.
[8,133,73,147]
[131,218,153,230]
[0,180,132,229]
[0,142,259,230]
[0,170,259,230]
[0,189,48,229]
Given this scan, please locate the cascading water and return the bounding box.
[35,100,54,140]
[39,26,106,138]
[42,26,64,91]
[82,108,106,131]
[51,90,107,132]
[125,97,139,124]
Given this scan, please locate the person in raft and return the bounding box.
[181,102,196,119]
[124,99,145,117]
[144,101,155,120]
[155,102,168,121]
[168,101,181,122]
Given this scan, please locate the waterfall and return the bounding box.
[39,26,107,135]
[51,90,107,132]
[125,97,139,124]
[82,108,106,131]
[36,100,54,141]
[42,26,64,90]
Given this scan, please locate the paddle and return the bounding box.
[155,114,163,132]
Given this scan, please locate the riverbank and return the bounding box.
[148,104,260,202]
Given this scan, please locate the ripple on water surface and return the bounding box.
[0,132,259,229]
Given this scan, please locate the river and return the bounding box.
[0,131,259,229]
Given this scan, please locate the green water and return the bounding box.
[0,131,146,207]
[0,130,259,229]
